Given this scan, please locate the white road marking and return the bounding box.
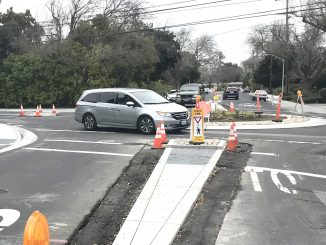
[33,128,115,133]
[314,191,326,206]
[251,152,279,156]
[245,166,326,180]
[50,239,68,244]
[24,147,133,157]
[44,139,122,145]
[270,171,297,194]
[0,209,20,232]
[249,171,262,192]
[243,138,323,145]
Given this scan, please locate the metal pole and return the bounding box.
[282,59,284,97]
[285,0,289,95]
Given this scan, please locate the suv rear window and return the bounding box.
[82,92,99,103]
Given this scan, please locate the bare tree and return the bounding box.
[292,27,325,90]
[295,0,326,32]
[175,28,192,51]
[47,0,66,40]
[46,0,143,40]
[192,34,217,65]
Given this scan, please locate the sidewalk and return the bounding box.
[268,95,326,115]
[113,139,226,245]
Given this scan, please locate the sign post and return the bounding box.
[190,96,205,144]
[292,90,304,116]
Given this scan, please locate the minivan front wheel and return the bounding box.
[137,116,155,134]
[83,113,97,131]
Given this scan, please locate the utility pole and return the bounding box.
[285,0,289,95]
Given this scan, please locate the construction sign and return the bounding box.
[214,95,219,103]
[190,108,205,144]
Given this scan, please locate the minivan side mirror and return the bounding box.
[126,101,135,107]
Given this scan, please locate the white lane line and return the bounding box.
[245,166,326,180]
[251,152,279,156]
[44,139,122,145]
[50,239,68,244]
[33,128,115,133]
[243,138,323,145]
[24,147,133,157]
[249,171,262,192]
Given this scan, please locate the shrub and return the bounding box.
[319,88,326,103]
[282,95,296,102]
[210,110,256,121]
[146,80,172,96]
[303,96,321,104]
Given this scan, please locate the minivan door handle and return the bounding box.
[111,108,120,112]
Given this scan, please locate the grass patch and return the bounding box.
[208,110,282,122]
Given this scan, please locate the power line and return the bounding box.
[147,0,201,9]
[150,0,265,15]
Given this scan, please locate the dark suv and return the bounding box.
[223,87,239,100]
[177,83,204,106]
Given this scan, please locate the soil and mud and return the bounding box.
[68,143,252,245]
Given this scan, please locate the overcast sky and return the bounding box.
[0,0,305,64]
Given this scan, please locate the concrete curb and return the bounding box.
[205,116,326,130]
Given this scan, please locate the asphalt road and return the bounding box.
[1,93,326,244]
[0,113,159,244]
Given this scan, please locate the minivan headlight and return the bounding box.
[157,111,173,118]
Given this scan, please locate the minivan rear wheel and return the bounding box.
[83,113,97,131]
[137,116,155,134]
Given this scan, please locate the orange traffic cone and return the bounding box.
[23,210,50,245]
[230,102,235,112]
[227,126,237,151]
[160,122,168,144]
[152,127,164,149]
[20,104,25,117]
[256,93,260,112]
[35,106,41,117]
[52,104,57,116]
[232,122,238,144]
[39,104,43,113]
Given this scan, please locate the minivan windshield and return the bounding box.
[131,91,170,104]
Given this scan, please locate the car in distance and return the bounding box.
[252,90,268,101]
[223,87,239,100]
[166,89,179,102]
[177,83,204,106]
[243,87,250,93]
[75,88,190,134]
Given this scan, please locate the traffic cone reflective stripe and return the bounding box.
[152,127,164,149]
[20,104,25,117]
[227,127,237,151]
[52,104,57,115]
[23,210,50,245]
[35,106,41,117]
[232,122,238,144]
[160,123,168,144]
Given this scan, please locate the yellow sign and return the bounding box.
[214,95,219,103]
[190,108,205,144]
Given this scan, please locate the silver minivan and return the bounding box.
[74,88,191,134]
